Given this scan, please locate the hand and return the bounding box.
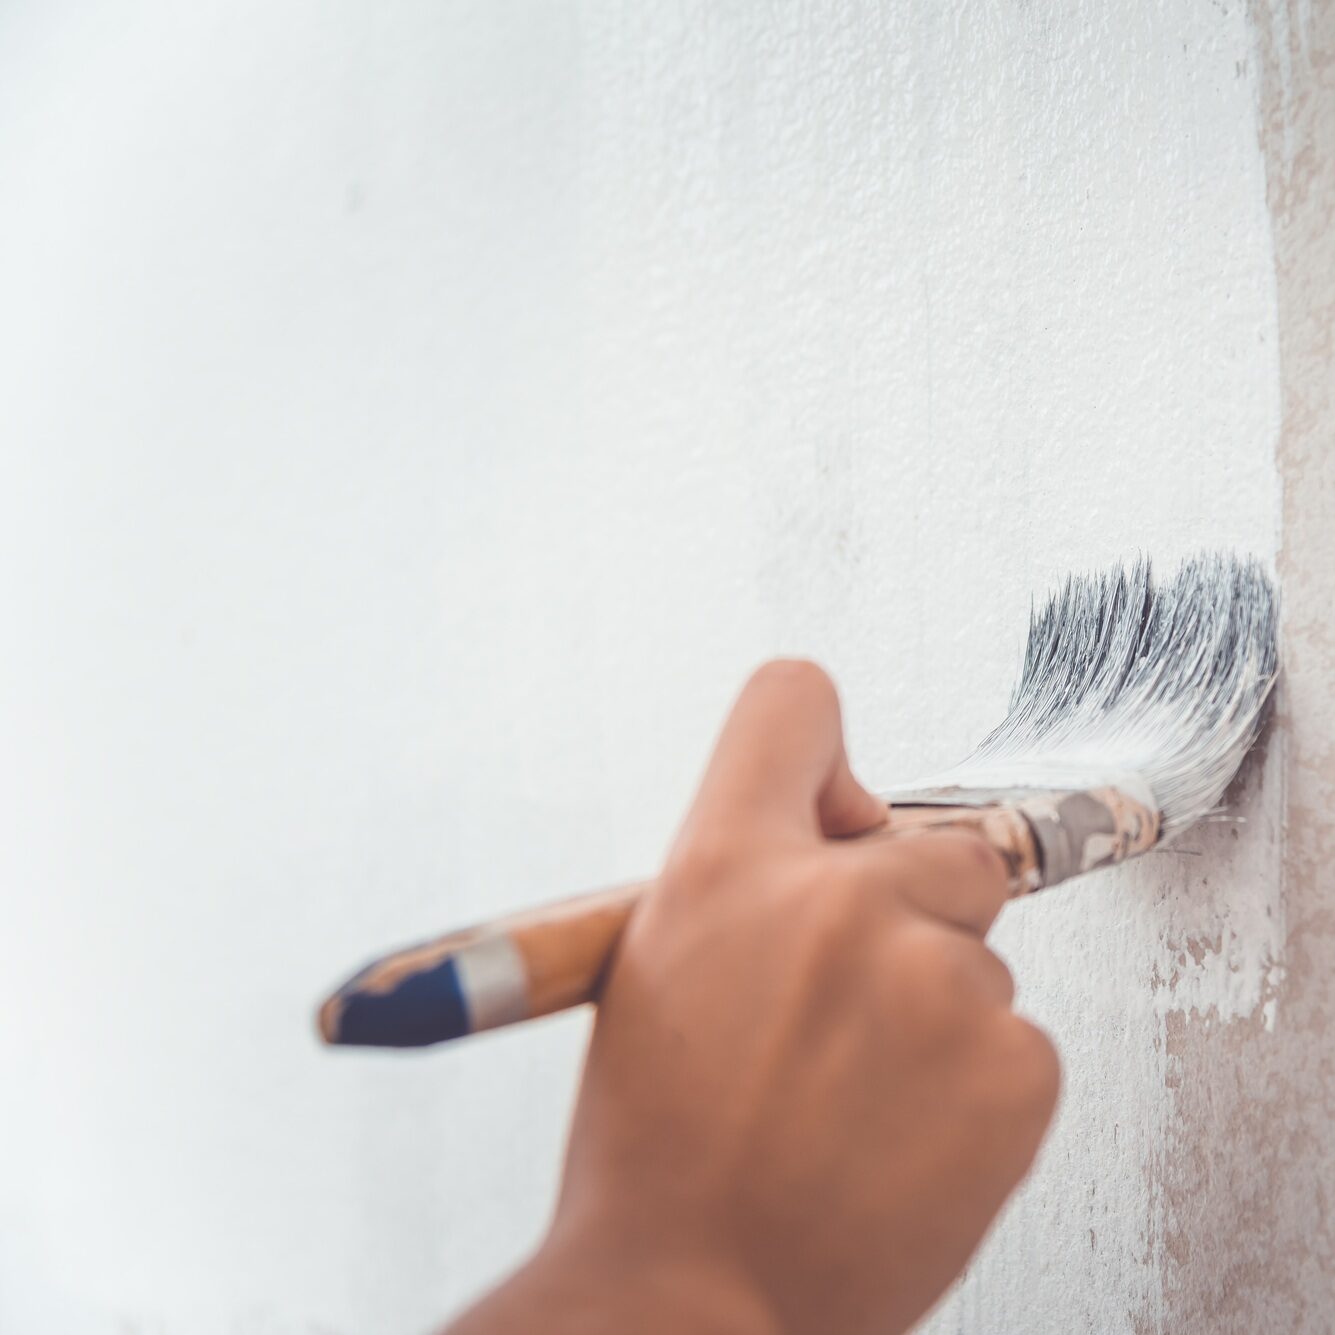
[447,660,1060,1335]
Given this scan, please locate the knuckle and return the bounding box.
[988,948,1016,1001]
[932,830,1010,897]
[885,925,977,1019]
[850,844,911,900]
[874,831,1008,932]
[997,1018,1062,1117]
[804,869,880,946]
[905,924,970,986]
[662,826,742,897]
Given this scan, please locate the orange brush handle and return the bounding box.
[315,803,1042,1049]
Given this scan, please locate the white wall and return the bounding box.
[0,3,1316,1332]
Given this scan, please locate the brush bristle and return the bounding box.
[926,554,1279,837]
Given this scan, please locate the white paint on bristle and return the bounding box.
[914,554,1279,838]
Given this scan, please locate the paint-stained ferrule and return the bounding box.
[878,780,1161,895]
[1014,785,1160,888]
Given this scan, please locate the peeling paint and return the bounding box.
[1153,3,1335,1331]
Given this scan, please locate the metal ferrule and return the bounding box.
[882,783,1161,894]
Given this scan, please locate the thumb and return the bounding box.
[817,757,888,838]
[691,660,888,839]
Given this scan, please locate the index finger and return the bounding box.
[845,829,1011,936]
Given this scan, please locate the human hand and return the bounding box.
[447,661,1060,1335]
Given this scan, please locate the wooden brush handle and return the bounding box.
[316,803,1046,1049]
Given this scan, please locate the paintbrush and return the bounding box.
[316,553,1278,1050]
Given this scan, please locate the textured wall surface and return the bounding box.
[1153,5,1335,1331]
[0,3,1326,1332]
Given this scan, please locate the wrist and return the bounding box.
[447,1216,779,1335]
